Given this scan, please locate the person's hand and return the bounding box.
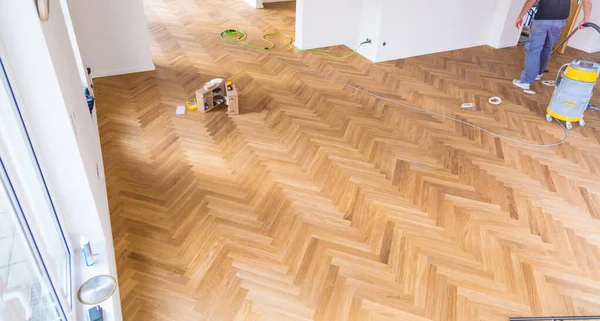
[578,18,590,29]
[516,16,524,29]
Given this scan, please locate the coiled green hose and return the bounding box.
[219,29,369,59]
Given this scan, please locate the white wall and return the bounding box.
[296,0,495,62]
[0,0,122,319]
[296,0,598,62]
[295,0,361,50]
[354,0,385,61]
[375,0,493,61]
[245,0,263,8]
[66,0,155,78]
[568,3,600,53]
[488,0,523,49]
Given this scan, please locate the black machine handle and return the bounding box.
[582,22,600,33]
[552,22,600,55]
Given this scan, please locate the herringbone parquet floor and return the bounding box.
[94,1,600,320]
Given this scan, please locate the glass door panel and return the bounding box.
[0,163,66,321]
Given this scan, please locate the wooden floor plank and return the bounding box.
[94,1,600,320]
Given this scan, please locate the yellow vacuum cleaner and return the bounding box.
[546,60,600,129]
[546,23,600,129]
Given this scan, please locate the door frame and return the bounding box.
[555,0,584,54]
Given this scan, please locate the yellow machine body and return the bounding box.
[564,64,599,83]
[546,60,600,127]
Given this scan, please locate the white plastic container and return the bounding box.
[80,236,95,267]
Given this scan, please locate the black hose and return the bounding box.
[582,22,600,33]
[551,22,600,55]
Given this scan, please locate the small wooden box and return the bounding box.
[226,84,239,115]
[195,81,227,113]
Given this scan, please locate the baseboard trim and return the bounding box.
[293,41,376,62]
[92,64,156,79]
[375,42,486,63]
[489,41,518,49]
[567,43,593,53]
[294,41,344,51]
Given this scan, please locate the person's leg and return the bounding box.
[519,20,550,84]
[538,20,567,76]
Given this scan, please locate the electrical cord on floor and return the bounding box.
[220,34,569,148]
[220,29,370,59]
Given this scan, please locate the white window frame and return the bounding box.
[0,46,76,321]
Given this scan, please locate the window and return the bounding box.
[0,58,73,319]
[0,161,67,321]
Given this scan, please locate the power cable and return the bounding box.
[221,31,569,148]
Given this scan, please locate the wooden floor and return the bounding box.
[95,0,600,320]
